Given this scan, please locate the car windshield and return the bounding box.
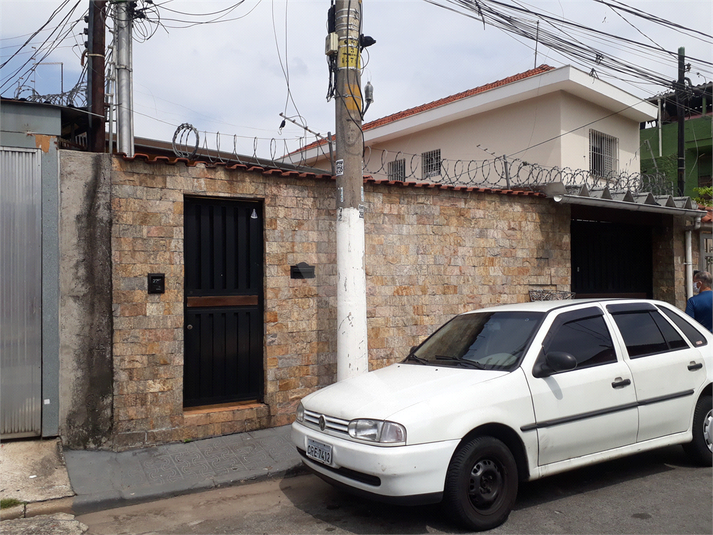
[407,311,544,371]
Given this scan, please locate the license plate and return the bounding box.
[306,438,333,465]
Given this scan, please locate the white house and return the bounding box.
[298,65,658,188]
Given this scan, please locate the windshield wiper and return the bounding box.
[434,355,486,369]
[403,353,430,365]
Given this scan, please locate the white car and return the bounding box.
[292,299,712,531]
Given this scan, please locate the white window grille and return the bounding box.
[388,159,406,182]
[589,130,618,177]
[701,232,712,272]
[422,149,441,179]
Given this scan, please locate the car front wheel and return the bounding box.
[443,436,518,531]
[683,394,712,466]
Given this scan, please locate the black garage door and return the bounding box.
[571,219,653,299]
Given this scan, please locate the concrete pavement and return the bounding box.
[0,425,303,532]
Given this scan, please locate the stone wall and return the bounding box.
[108,156,570,449]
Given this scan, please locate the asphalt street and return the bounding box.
[78,445,712,535]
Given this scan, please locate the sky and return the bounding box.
[1,0,712,160]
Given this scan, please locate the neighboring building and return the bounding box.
[1,99,64,440]
[297,65,658,189]
[640,82,712,198]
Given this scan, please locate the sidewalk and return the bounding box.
[65,424,303,514]
[0,425,303,531]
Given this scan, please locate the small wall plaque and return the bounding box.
[290,262,315,279]
[148,273,165,294]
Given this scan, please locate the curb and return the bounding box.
[70,461,308,515]
[26,497,76,518]
[0,496,75,521]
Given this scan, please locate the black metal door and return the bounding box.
[183,197,263,408]
[571,219,653,299]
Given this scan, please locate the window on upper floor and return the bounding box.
[422,149,441,179]
[388,159,406,182]
[589,130,618,177]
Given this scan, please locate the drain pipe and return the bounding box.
[686,229,693,298]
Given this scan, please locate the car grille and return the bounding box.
[303,409,350,437]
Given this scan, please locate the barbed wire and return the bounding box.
[362,148,674,196]
[171,123,317,171]
[13,79,87,107]
[170,123,675,196]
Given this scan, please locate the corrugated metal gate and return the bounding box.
[0,148,42,438]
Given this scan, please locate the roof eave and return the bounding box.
[365,65,657,144]
[552,194,703,218]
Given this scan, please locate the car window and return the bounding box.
[611,310,684,358]
[650,310,688,349]
[543,314,616,369]
[659,306,709,348]
[411,311,543,370]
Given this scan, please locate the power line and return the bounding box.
[593,0,713,42]
[0,0,75,68]
[0,1,85,94]
[424,0,713,92]
[152,0,248,18]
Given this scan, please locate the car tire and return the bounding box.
[683,394,712,466]
[442,436,518,531]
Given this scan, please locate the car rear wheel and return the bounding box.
[443,436,518,531]
[683,394,712,466]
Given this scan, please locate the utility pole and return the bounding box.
[115,0,134,157]
[87,0,106,153]
[676,46,686,197]
[334,0,368,381]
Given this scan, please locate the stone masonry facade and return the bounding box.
[109,156,571,449]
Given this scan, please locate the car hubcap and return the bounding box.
[704,408,712,453]
[469,459,503,509]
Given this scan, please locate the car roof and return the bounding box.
[463,298,666,315]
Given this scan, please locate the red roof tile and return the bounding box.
[363,64,555,132]
[301,65,555,153]
[702,207,712,223]
[121,153,544,199]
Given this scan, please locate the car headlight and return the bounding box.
[296,402,304,423]
[347,419,406,444]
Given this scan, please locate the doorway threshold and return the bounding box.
[183,400,263,415]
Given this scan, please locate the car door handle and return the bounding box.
[688,362,703,371]
[611,378,631,389]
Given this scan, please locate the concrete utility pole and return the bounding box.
[334,0,368,381]
[115,0,134,157]
[676,46,686,197]
[88,0,106,153]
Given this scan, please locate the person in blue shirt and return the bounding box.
[686,270,713,332]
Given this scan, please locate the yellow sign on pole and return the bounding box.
[338,39,360,69]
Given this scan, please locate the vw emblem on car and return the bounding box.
[319,415,326,431]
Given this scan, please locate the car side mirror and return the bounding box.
[533,351,577,378]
